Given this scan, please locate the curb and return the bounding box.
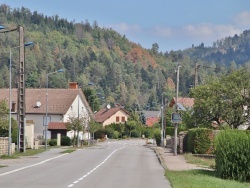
[146,145,167,170]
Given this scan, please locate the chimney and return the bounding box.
[68,82,78,89]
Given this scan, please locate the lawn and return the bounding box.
[165,154,249,188]
[165,169,249,188]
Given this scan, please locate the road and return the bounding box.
[0,139,171,188]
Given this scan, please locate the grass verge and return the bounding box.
[183,153,215,169]
[60,149,76,154]
[165,169,250,188]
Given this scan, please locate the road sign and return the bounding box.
[171,112,182,123]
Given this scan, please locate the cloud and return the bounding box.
[108,22,141,34]
[233,11,250,26]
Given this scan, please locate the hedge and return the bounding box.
[214,130,250,182]
[187,128,214,154]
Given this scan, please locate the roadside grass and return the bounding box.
[165,154,249,188]
[0,147,46,159]
[183,153,215,169]
[165,169,250,188]
[60,149,76,154]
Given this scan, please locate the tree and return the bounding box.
[89,120,102,140]
[191,70,250,129]
[65,114,87,147]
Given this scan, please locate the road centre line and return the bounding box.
[67,145,125,188]
[0,153,68,177]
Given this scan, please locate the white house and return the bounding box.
[0,82,93,140]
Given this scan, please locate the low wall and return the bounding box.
[0,137,8,156]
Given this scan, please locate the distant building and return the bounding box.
[94,106,130,127]
[143,111,161,127]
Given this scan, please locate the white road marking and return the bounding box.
[67,146,125,187]
[0,153,68,177]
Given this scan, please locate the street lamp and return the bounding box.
[45,69,64,150]
[8,41,33,156]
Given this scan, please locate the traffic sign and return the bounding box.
[171,112,182,123]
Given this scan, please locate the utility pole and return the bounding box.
[161,94,164,146]
[194,63,200,88]
[174,65,181,156]
[17,26,25,152]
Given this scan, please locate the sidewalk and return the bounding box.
[147,144,209,171]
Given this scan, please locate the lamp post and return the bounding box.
[8,41,33,156]
[45,69,64,150]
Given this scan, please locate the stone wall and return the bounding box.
[0,137,8,156]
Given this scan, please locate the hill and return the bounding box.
[0,4,249,111]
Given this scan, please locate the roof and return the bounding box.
[146,117,160,127]
[0,88,92,116]
[48,122,67,130]
[169,97,194,108]
[94,107,130,123]
[143,111,161,119]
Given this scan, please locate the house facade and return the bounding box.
[94,106,130,126]
[0,82,93,140]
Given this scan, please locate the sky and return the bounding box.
[1,0,250,52]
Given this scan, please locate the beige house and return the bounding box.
[94,106,130,127]
[0,83,93,141]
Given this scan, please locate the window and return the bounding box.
[11,101,16,112]
[122,116,125,122]
[116,116,119,122]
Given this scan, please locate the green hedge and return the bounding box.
[154,129,161,146]
[187,128,214,154]
[61,136,71,146]
[166,126,186,136]
[214,130,250,182]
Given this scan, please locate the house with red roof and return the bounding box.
[169,97,194,109]
[94,105,130,127]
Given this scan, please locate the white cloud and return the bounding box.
[108,22,141,34]
[233,11,250,26]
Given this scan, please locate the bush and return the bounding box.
[95,128,106,139]
[154,129,161,146]
[166,126,186,136]
[105,127,114,138]
[61,136,71,146]
[214,130,250,182]
[187,128,214,154]
[113,131,119,139]
[49,139,57,146]
[131,130,140,137]
[143,127,154,138]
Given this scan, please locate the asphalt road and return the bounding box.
[0,139,171,188]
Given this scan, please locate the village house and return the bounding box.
[94,105,130,127]
[0,82,93,145]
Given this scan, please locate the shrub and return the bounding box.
[95,128,106,139]
[214,130,250,182]
[113,131,119,139]
[143,127,154,138]
[166,126,187,136]
[187,128,214,154]
[105,127,114,138]
[49,139,57,146]
[131,130,140,137]
[61,136,71,146]
[154,129,161,146]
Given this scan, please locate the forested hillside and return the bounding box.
[0,4,249,111]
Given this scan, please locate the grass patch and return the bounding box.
[60,149,76,154]
[184,153,215,169]
[0,147,47,159]
[165,169,250,188]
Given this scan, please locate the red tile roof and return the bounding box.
[169,97,194,108]
[146,117,160,127]
[48,122,67,130]
[94,107,130,123]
